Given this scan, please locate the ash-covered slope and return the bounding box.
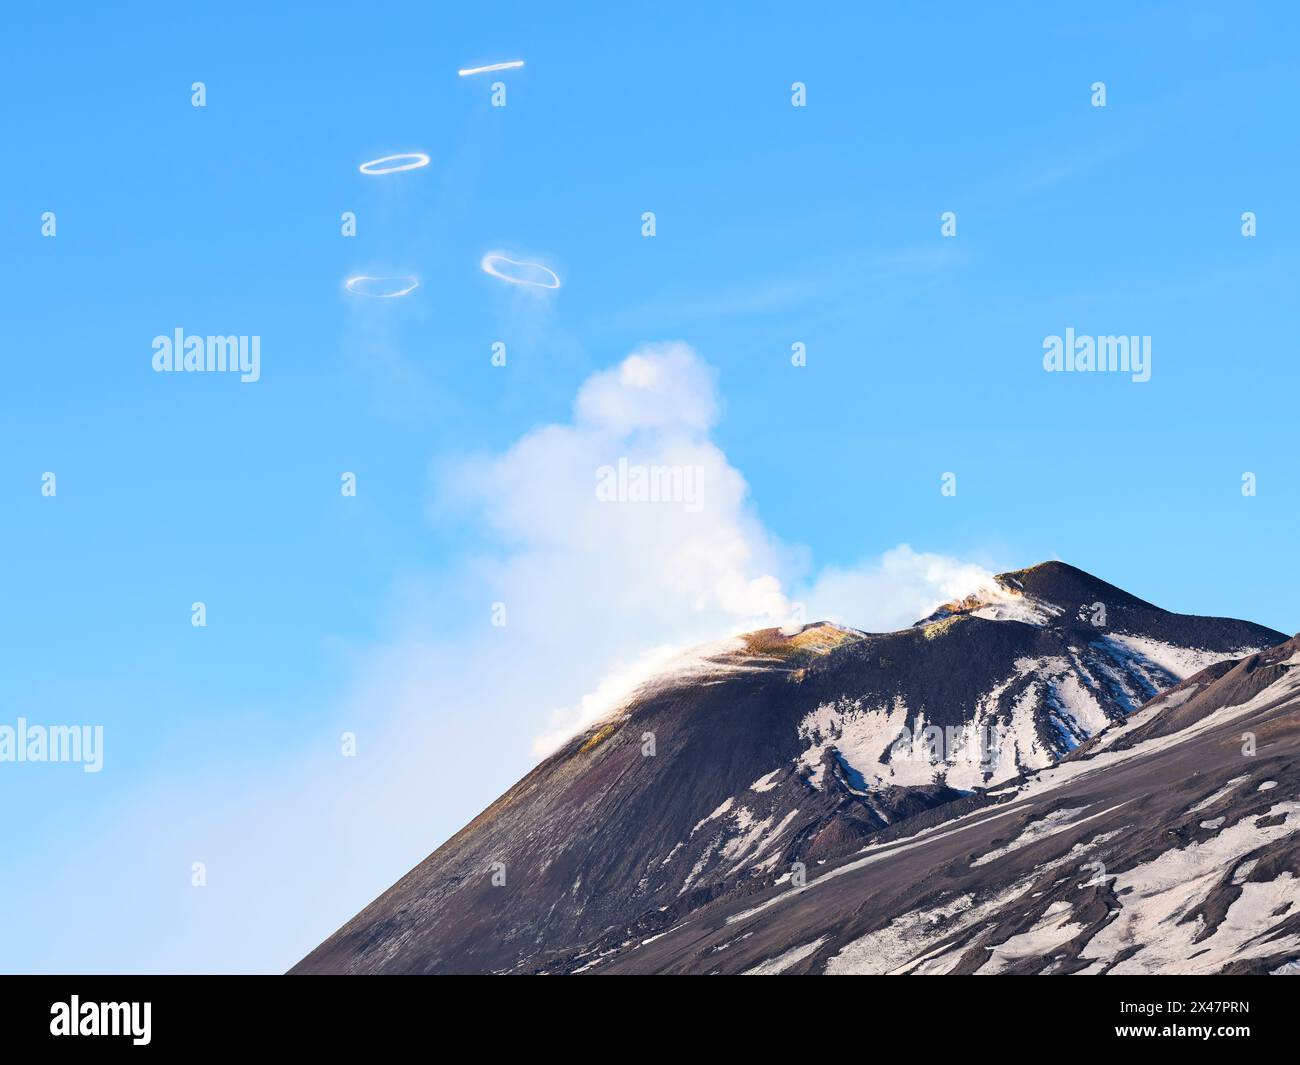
[597,635,1300,975]
[292,562,1284,974]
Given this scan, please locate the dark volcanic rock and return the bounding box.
[598,636,1300,975]
[291,563,1286,975]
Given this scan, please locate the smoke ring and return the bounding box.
[458,60,525,77]
[345,275,419,298]
[480,254,561,290]
[358,153,430,176]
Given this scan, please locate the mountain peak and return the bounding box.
[293,560,1289,976]
[993,560,1156,611]
[917,560,1160,629]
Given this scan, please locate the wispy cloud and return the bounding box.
[593,246,966,334]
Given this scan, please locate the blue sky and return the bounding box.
[2,1,1298,972]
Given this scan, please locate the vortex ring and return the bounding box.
[345,275,419,298]
[358,153,430,176]
[480,254,561,289]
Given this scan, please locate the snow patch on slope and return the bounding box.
[970,806,1093,868]
[1077,803,1300,974]
[978,902,1082,974]
[1104,633,1259,681]
[742,936,828,975]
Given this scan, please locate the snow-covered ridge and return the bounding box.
[793,635,1272,791]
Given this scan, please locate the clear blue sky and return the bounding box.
[2,1,1297,972]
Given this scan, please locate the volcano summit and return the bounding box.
[293,562,1290,975]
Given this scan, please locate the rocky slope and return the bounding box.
[291,562,1285,974]
[594,634,1300,974]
